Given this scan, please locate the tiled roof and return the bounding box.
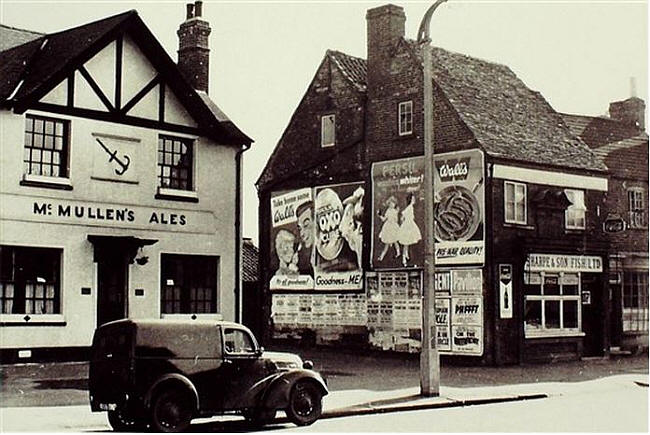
[327,50,367,92]
[561,113,648,181]
[242,239,259,282]
[330,41,606,173]
[0,11,251,145]
[0,24,42,51]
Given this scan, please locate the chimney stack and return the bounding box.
[177,1,211,93]
[366,4,406,89]
[609,97,646,131]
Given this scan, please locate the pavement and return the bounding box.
[0,346,648,431]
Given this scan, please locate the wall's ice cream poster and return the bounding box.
[371,157,425,269]
[433,149,485,265]
[313,182,364,290]
[269,188,314,291]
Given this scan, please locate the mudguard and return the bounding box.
[143,373,200,411]
[261,370,328,410]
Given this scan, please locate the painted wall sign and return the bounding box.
[91,133,139,183]
[499,264,513,319]
[525,254,603,273]
[0,194,216,234]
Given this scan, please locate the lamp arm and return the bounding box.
[417,0,449,44]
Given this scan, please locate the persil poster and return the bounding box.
[371,157,425,270]
[313,182,364,290]
[433,149,485,265]
[269,188,315,291]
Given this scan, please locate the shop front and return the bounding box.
[521,253,607,362]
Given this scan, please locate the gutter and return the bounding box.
[234,141,251,323]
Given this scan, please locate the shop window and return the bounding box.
[161,254,218,314]
[524,272,581,336]
[623,272,649,332]
[23,115,69,178]
[0,246,61,315]
[398,101,413,136]
[158,135,193,191]
[628,189,647,229]
[321,114,335,147]
[504,181,527,224]
[565,189,586,229]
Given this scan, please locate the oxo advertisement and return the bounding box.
[313,182,364,290]
[433,149,485,265]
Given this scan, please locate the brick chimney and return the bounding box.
[609,97,646,131]
[177,1,211,93]
[366,4,406,89]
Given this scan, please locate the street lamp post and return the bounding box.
[418,0,448,398]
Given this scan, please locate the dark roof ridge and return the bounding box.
[46,10,137,38]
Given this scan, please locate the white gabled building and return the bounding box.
[0,2,252,362]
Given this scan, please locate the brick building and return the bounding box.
[0,2,252,362]
[258,4,615,364]
[563,97,649,353]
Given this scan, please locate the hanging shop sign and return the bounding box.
[2,194,216,234]
[499,264,513,319]
[433,149,485,265]
[313,182,365,290]
[525,254,603,273]
[269,188,315,291]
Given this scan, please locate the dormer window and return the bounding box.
[398,101,413,136]
[564,189,586,230]
[321,114,335,147]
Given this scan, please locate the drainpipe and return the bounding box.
[234,142,251,323]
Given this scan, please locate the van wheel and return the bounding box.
[151,389,193,433]
[107,408,147,432]
[286,381,322,426]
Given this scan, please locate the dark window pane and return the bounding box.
[563,300,578,329]
[545,301,560,329]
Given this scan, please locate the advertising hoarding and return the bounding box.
[269,188,314,291]
[313,182,365,290]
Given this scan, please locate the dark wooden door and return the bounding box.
[97,256,128,326]
[582,274,605,356]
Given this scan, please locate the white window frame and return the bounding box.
[504,181,527,225]
[565,189,586,230]
[628,188,647,229]
[320,114,335,148]
[398,100,413,136]
[524,272,582,338]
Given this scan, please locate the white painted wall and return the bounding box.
[0,108,238,349]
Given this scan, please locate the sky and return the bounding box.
[0,0,647,244]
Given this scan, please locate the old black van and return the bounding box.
[89,319,327,432]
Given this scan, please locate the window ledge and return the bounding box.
[20,174,72,191]
[503,222,534,230]
[161,313,223,321]
[525,331,585,339]
[0,314,66,326]
[155,187,198,203]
